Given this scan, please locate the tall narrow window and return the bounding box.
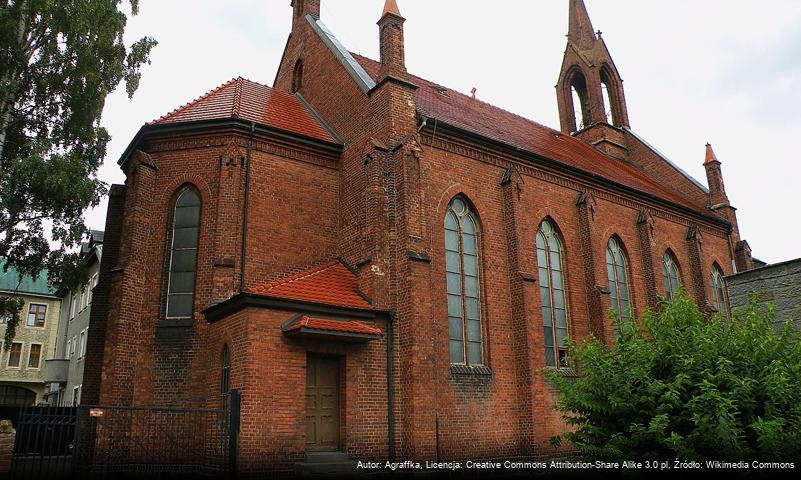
[220,344,231,396]
[662,251,681,300]
[606,237,631,327]
[292,59,304,93]
[8,343,22,368]
[538,219,569,367]
[167,187,201,319]
[711,265,728,313]
[28,344,42,369]
[445,197,483,366]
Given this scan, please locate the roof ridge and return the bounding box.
[231,76,244,118]
[150,77,241,125]
[349,52,561,136]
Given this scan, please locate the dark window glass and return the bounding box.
[662,252,681,300]
[445,198,484,366]
[711,266,728,314]
[538,219,570,367]
[606,237,632,336]
[221,345,230,394]
[28,344,41,368]
[8,343,22,367]
[166,188,201,318]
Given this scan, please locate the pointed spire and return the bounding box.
[568,0,596,50]
[704,142,719,165]
[382,0,402,19]
[378,0,406,77]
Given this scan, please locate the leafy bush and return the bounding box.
[545,291,801,461]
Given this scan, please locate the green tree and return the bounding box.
[546,292,801,461]
[0,0,156,345]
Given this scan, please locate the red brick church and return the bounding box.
[84,0,755,473]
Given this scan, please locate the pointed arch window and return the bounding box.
[711,265,728,313]
[538,219,569,367]
[445,197,483,366]
[220,344,230,394]
[292,59,304,93]
[662,251,681,300]
[606,237,631,326]
[166,187,200,319]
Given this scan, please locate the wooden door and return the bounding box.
[305,355,341,452]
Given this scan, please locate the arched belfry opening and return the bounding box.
[557,0,630,134]
[568,70,591,132]
[600,65,626,127]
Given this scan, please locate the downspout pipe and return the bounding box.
[387,311,395,462]
[240,122,255,292]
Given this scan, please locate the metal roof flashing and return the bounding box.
[306,15,376,93]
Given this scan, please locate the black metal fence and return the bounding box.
[9,390,240,479]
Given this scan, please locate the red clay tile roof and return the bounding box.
[150,77,336,144]
[247,260,372,310]
[351,53,707,214]
[283,316,382,336]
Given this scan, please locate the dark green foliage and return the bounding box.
[0,0,155,340]
[545,291,801,461]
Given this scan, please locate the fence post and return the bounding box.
[228,390,240,479]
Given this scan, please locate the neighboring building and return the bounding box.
[87,0,757,473]
[43,230,104,406]
[0,263,61,406]
[727,258,801,330]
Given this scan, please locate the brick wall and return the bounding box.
[94,0,746,469]
[727,259,801,330]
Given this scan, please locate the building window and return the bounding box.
[662,251,681,300]
[26,304,46,327]
[70,336,76,357]
[220,344,230,394]
[72,385,81,406]
[606,237,632,329]
[538,219,570,367]
[66,339,72,359]
[445,197,484,366]
[292,59,304,93]
[70,295,77,319]
[166,187,201,319]
[79,330,87,358]
[711,265,728,313]
[88,273,97,305]
[8,342,22,368]
[27,344,42,369]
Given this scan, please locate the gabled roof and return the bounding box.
[350,53,710,215]
[247,260,372,310]
[150,77,337,144]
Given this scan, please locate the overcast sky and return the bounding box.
[88,0,801,264]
